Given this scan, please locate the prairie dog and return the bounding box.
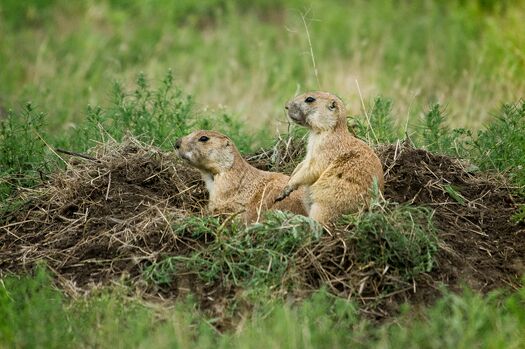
[276,91,384,224]
[175,130,307,223]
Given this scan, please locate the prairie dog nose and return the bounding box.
[174,138,182,149]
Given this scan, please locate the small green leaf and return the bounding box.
[444,184,465,205]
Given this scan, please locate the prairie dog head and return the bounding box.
[175,130,238,174]
[285,91,346,132]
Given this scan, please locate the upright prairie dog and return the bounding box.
[175,130,307,223]
[276,91,384,224]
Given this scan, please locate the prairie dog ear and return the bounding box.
[328,99,337,111]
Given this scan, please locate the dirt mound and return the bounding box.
[0,137,523,320]
[379,142,525,295]
[0,138,208,291]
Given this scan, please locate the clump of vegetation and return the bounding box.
[418,104,472,158]
[79,71,194,149]
[76,71,258,152]
[354,96,399,144]
[145,211,323,292]
[0,103,48,200]
[414,100,525,190]
[353,99,472,158]
[473,101,525,188]
[341,198,437,279]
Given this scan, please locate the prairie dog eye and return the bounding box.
[198,136,209,142]
[305,96,316,103]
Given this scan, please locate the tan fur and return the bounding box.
[276,91,384,224]
[175,130,307,223]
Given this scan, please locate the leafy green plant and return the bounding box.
[0,103,48,199]
[473,101,525,188]
[340,199,438,279]
[69,70,201,152]
[71,71,261,153]
[354,96,398,144]
[91,71,194,148]
[418,103,472,157]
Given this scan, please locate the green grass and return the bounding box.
[144,211,323,293]
[340,198,438,280]
[1,267,524,348]
[1,0,524,133]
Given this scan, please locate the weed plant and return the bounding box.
[340,199,438,279]
[473,101,525,188]
[0,103,48,200]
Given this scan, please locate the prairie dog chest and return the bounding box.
[203,172,241,205]
[200,172,215,196]
[305,132,328,162]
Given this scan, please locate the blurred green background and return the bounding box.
[1,0,524,134]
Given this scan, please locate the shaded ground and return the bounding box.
[0,137,523,324]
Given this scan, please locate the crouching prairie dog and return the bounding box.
[175,130,307,223]
[275,91,384,224]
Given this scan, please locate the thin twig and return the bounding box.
[56,148,99,162]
